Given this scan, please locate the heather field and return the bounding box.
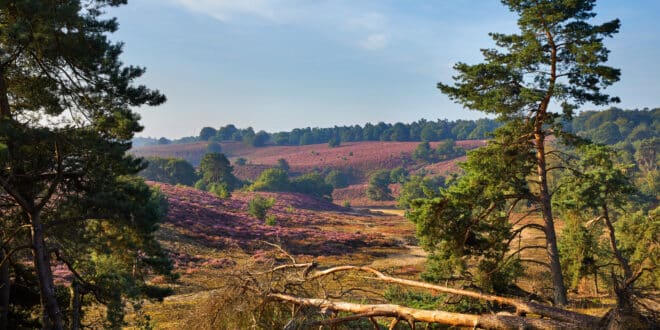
[143,182,423,328]
[132,140,484,174]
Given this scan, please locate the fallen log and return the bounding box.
[269,292,579,329]
[304,265,600,328]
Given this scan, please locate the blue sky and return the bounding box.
[109,1,660,138]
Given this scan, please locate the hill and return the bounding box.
[132,140,483,176]
[154,183,404,258]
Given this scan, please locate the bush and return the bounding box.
[276,158,290,173]
[208,183,231,199]
[248,195,276,220]
[397,175,445,209]
[324,170,349,189]
[235,157,247,166]
[366,170,393,201]
[389,166,409,184]
[290,172,333,200]
[250,168,290,192]
[264,215,277,226]
[199,153,240,190]
[140,157,197,186]
[206,141,222,154]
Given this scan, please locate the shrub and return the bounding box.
[290,172,333,200]
[208,183,231,199]
[250,168,290,192]
[264,215,277,226]
[247,195,276,220]
[206,141,222,154]
[235,157,247,166]
[389,166,409,184]
[366,170,393,201]
[324,170,349,189]
[140,157,197,186]
[276,158,290,173]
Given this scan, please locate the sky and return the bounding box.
[108,1,660,139]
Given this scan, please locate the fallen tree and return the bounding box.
[195,242,656,329]
[259,263,599,329]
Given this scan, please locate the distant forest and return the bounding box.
[133,107,658,147]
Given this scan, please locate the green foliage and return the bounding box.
[397,175,445,210]
[412,142,434,163]
[252,130,270,147]
[557,217,600,290]
[140,157,197,186]
[250,168,290,192]
[199,127,217,141]
[434,0,622,304]
[389,166,409,184]
[208,182,231,199]
[198,152,239,190]
[384,286,488,314]
[435,139,465,161]
[555,144,657,291]
[290,172,333,200]
[247,195,276,221]
[407,128,533,293]
[206,141,223,154]
[366,170,393,201]
[265,215,277,226]
[276,158,290,173]
[0,0,172,327]
[324,169,350,189]
[235,157,248,166]
[327,136,340,148]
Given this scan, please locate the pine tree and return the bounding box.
[0,1,167,328]
[437,0,620,305]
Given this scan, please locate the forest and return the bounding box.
[1,0,658,329]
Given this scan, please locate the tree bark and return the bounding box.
[29,211,64,330]
[70,281,81,330]
[268,293,579,329]
[531,23,568,306]
[0,248,10,330]
[0,70,10,119]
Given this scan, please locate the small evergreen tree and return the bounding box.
[366,170,393,201]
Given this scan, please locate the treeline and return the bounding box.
[134,118,501,147]
[134,107,658,148]
[568,107,658,145]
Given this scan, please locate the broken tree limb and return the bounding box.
[268,292,579,329]
[304,265,600,328]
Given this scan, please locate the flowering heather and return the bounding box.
[153,183,395,257]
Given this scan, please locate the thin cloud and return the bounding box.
[170,0,392,50]
[359,33,389,50]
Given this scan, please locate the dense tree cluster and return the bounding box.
[249,169,334,201]
[0,1,173,328]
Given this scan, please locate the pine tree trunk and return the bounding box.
[29,211,64,330]
[70,281,81,330]
[0,70,10,119]
[0,249,10,330]
[535,133,568,306]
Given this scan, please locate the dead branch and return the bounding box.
[268,292,578,329]
[303,265,600,327]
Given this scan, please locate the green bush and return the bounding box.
[247,195,276,220]
[366,170,393,201]
[290,172,333,200]
[324,170,350,188]
[250,168,290,192]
